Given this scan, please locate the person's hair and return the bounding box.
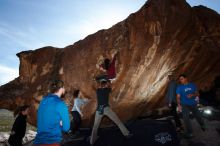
[97,55,104,64]
[14,105,30,117]
[100,80,107,86]
[73,90,80,98]
[168,74,174,79]
[179,74,187,78]
[49,80,64,93]
[104,58,110,70]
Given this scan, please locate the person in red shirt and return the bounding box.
[95,49,119,81]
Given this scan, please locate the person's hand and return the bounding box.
[187,94,194,98]
[100,67,107,73]
[177,105,182,112]
[168,103,172,108]
[10,131,15,135]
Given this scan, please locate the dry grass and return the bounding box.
[0,109,36,132]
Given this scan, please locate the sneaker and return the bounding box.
[125,133,133,139]
[182,133,194,139]
[69,133,77,139]
[88,136,99,145]
[6,141,10,146]
[176,127,184,132]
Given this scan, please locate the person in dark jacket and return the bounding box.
[166,75,183,132]
[8,105,30,146]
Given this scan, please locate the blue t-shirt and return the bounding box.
[34,94,70,144]
[176,83,197,105]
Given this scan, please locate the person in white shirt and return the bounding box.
[70,90,89,135]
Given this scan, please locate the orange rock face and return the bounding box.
[0,0,220,126]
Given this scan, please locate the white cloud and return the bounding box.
[0,65,19,86]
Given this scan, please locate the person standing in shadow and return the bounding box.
[176,74,206,138]
[8,105,30,146]
[166,75,183,132]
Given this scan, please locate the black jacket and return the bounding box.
[8,114,27,146]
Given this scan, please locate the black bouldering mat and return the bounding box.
[62,119,180,146]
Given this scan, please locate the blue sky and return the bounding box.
[0,0,220,85]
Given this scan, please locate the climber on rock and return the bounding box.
[94,55,106,81]
[95,48,119,82]
[89,79,132,145]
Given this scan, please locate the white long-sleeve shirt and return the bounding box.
[71,97,88,116]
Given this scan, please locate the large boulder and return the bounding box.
[0,0,220,126]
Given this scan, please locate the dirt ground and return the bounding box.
[1,109,220,146]
[179,119,220,146]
